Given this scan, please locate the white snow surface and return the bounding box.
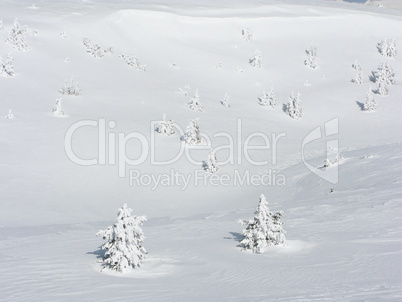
[0,0,402,301]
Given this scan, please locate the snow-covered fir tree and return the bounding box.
[249,49,262,68]
[0,20,4,31]
[304,43,318,69]
[375,62,395,96]
[60,76,79,96]
[377,61,395,85]
[0,54,15,77]
[187,90,205,112]
[286,92,302,120]
[5,109,15,119]
[363,88,377,112]
[238,194,286,253]
[376,76,389,96]
[155,113,175,136]
[7,19,29,51]
[183,119,202,145]
[352,71,364,84]
[259,87,277,107]
[242,27,253,42]
[203,151,219,173]
[96,204,147,272]
[120,51,146,71]
[377,38,397,58]
[51,99,66,117]
[83,37,112,58]
[352,60,362,71]
[324,158,332,168]
[220,93,230,107]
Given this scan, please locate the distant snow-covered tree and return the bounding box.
[60,31,68,39]
[304,43,318,69]
[216,62,222,70]
[120,51,146,71]
[51,99,66,117]
[238,194,286,253]
[259,88,277,107]
[323,158,332,168]
[0,54,15,77]
[377,38,397,58]
[249,49,262,68]
[203,151,219,174]
[183,119,202,145]
[155,113,175,136]
[5,109,15,119]
[188,90,205,112]
[242,28,253,42]
[83,37,113,58]
[96,204,147,272]
[286,92,302,120]
[60,76,79,96]
[220,93,231,107]
[352,60,362,71]
[377,61,395,85]
[352,71,364,84]
[363,88,377,111]
[0,20,4,31]
[7,19,29,51]
[176,87,188,96]
[374,62,395,96]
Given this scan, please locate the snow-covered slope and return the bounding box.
[0,0,401,301]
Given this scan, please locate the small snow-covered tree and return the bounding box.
[324,158,332,168]
[352,60,362,71]
[220,93,230,107]
[286,92,302,120]
[376,76,389,96]
[121,51,146,71]
[155,113,175,135]
[242,28,253,42]
[363,88,377,111]
[238,194,286,253]
[83,37,113,58]
[375,62,395,96]
[304,43,318,69]
[249,49,262,69]
[7,19,28,51]
[0,54,15,77]
[188,90,204,112]
[51,99,66,117]
[203,151,219,173]
[0,20,4,31]
[377,38,397,58]
[5,109,15,119]
[183,119,202,145]
[377,61,395,85]
[96,204,147,272]
[352,71,364,84]
[60,76,79,96]
[259,87,277,107]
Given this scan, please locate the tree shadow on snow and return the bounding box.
[369,71,377,83]
[87,247,105,260]
[282,103,288,113]
[224,232,243,247]
[356,101,365,111]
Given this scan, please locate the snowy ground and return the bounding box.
[1,0,402,301]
